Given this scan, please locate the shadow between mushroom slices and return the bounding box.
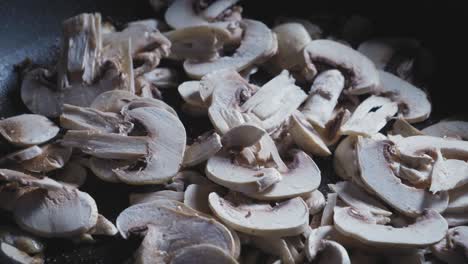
[116,200,236,263]
[208,192,309,237]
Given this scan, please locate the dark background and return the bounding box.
[0,0,466,263]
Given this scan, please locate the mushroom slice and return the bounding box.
[356,137,448,216]
[165,25,231,61]
[165,0,240,29]
[357,38,420,70]
[122,97,178,117]
[170,244,239,264]
[289,112,331,157]
[14,187,98,237]
[88,157,133,183]
[184,19,276,79]
[334,136,358,181]
[61,130,149,160]
[430,149,468,193]
[184,184,224,215]
[450,226,468,257]
[183,131,222,167]
[248,236,295,264]
[136,68,180,95]
[271,23,312,70]
[446,185,468,213]
[20,144,72,173]
[377,71,431,123]
[335,207,448,247]
[113,107,186,185]
[303,190,326,215]
[208,192,309,237]
[275,17,323,39]
[0,114,59,147]
[54,160,87,187]
[0,169,64,191]
[320,193,338,226]
[443,212,468,227]
[302,39,379,94]
[88,214,118,236]
[0,226,44,255]
[206,150,282,194]
[130,190,184,205]
[165,170,212,192]
[0,146,43,163]
[116,200,236,259]
[90,90,138,113]
[248,150,321,200]
[390,117,423,137]
[329,181,392,216]
[315,240,351,264]
[221,124,266,150]
[240,71,307,132]
[60,104,133,134]
[431,228,467,264]
[302,70,345,128]
[178,81,207,108]
[422,120,468,140]
[340,95,398,136]
[0,242,43,264]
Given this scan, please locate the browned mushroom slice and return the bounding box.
[116,200,236,262]
[208,192,309,237]
[422,120,468,140]
[356,137,448,217]
[334,207,448,247]
[60,104,133,134]
[302,39,379,94]
[61,131,149,160]
[14,187,98,238]
[21,144,72,173]
[377,71,431,123]
[184,19,277,79]
[0,114,59,147]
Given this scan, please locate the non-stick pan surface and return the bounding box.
[0,1,466,263]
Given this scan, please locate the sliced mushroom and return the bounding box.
[329,181,392,216]
[302,190,326,215]
[21,144,72,173]
[422,120,468,140]
[60,104,133,134]
[0,242,43,264]
[88,157,132,183]
[178,81,207,108]
[320,193,338,226]
[165,25,232,61]
[430,149,468,193]
[271,23,312,71]
[446,184,468,213]
[53,160,87,187]
[431,227,468,264]
[221,124,266,150]
[289,111,331,157]
[136,68,180,97]
[88,214,118,236]
[116,200,236,262]
[0,146,43,163]
[90,90,138,113]
[275,17,323,39]
[184,19,277,79]
[249,150,321,200]
[164,170,212,192]
[170,244,239,264]
[248,236,295,264]
[315,240,351,264]
[184,184,224,215]
[390,117,423,137]
[302,39,379,94]
[305,225,362,260]
[122,97,178,117]
[130,190,184,205]
[357,38,420,70]
[14,187,98,237]
[377,71,431,123]
[393,135,468,161]
[0,114,59,147]
[183,131,222,167]
[443,211,468,227]
[340,95,398,136]
[208,192,309,237]
[0,169,64,191]
[240,70,307,132]
[334,136,358,181]
[0,226,44,255]
[356,137,448,216]
[302,70,345,128]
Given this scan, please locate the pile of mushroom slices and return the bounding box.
[1,0,467,263]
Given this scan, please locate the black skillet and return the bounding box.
[0,0,466,263]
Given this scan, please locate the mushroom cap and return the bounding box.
[114,107,186,185]
[208,192,309,237]
[116,200,236,256]
[422,120,468,140]
[247,150,321,201]
[184,19,276,79]
[335,207,447,247]
[377,71,431,123]
[303,39,379,94]
[356,137,448,216]
[0,114,59,147]
[170,244,239,264]
[14,188,98,238]
[329,181,392,216]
